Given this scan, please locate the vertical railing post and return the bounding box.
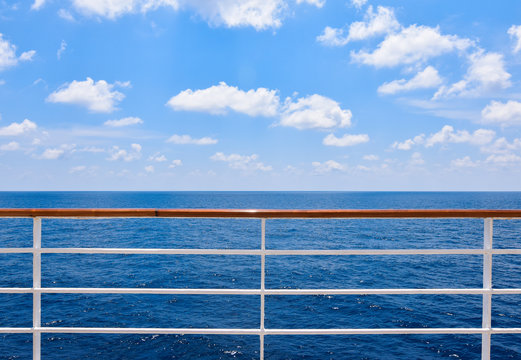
[482,218,493,360]
[260,219,266,360]
[33,217,42,360]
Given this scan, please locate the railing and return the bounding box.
[1,209,521,359]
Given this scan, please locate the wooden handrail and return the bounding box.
[0,209,521,218]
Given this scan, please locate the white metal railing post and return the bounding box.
[482,218,493,360]
[33,217,42,360]
[260,219,266,360]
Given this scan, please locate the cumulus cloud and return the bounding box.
[363,154,379,161]
[433,50,511,98]
[148,153,167,162]
[211,152,272,171]
[0,141,20,151]
[481,137,521,155]
[31,0,46,10]
[0,119,37,136]
[317,6,399,46]
[280,94,352,129]
[393,125,495,150]
[47,78,127,113]
[351,25,471,68]
[323,133,369,147]
[312,160,345,173]
[296,0,324,7]
[0,34,36,72]
[167,134,218,145]
[168,83,352,130]
[71,0,179,19]
[409,152,424,165]
[508,25,521,54]
[70,0,294,30]
[486,153,521,165]
[167,82,279,117]
[57,40,67,60]
[104,116,143,127]
[481,100,521,126]
[351,0,367,8]
[40,148,65,160]
[378,66,442,94]
[451,156,478,168]
[58,9,76,21]
[69,165,87,173]
[169,159,182,168]
[392,134,425,150]
[425,125,495,147]
[182,0,286,30]
[144,165,155,173]
[107,143,142,161]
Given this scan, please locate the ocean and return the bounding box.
[1,192,521,359]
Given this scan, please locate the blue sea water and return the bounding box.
[0,191,521,359]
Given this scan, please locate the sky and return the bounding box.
[1,0,521,191]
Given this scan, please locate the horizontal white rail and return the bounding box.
[2,327,521,335]
[3,287,521,295]
[2,247,521,255]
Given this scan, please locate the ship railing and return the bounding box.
[1,209,521,360]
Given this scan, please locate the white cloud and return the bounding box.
[47,78,127,113]
[144,165,155,173]
[0,119,37,136]
[392,134,425,150]
[482,100,521,126]
[40,148,65,160]
[58,9,75,21]
[425,125,495,147]
[393,125,495,150]
[508,25,521,54]
[0,141,20,151]
[0,34,36,72]
[363,154,379,161]
[148,153,167,162]
[312,160,345,173]
[104,116,143,127]
[71,0,177,19]
[351,25,472,68]
[451,156,478,168]
[486,153,521,165]
[317,6,399,46]
[347,5,399,42]
[323,133,369,147]
[378,66,442,95]
[280,94,352,130]
[167,82,279,117]
[169,159,182,168]
[57,40,67,60]
[316,27,349,47]
[69,165,87,173]
[107,143,142,161]
[433,50,511,98]
[481,137,521,155]
[31,0,46,10]
[168,83,352,130]
[167,134,218,145]
[211,152,272,171]
[351,0,367,9]
[71,0,289,30]
[295,0,324,8]
[409,152,424,165]
[182,0,286,30]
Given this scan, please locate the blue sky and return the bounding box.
[1,0,521,190]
